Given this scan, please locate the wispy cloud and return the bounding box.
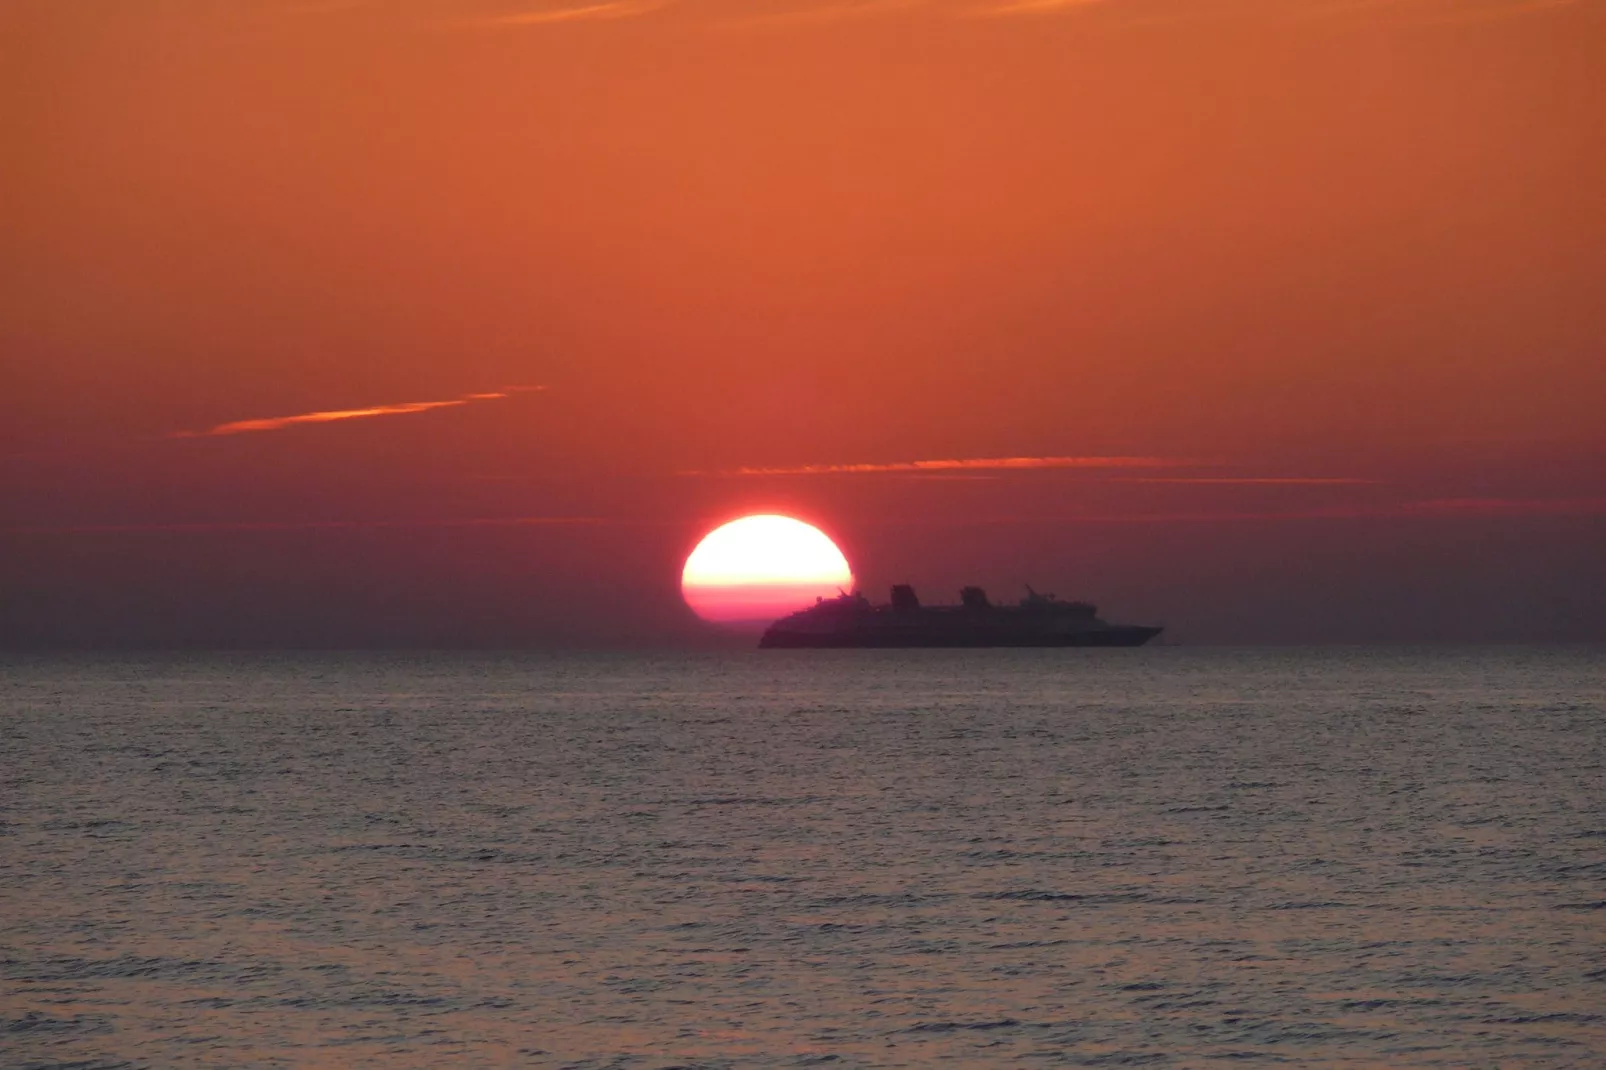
[1116,476,1380,485]
[11,499,1598,538]
[169,387,544,439]
[1397,496,1606,517]
[681,455,1198,476]
[267,0,372,14]
[3,515,603,536]
[262,0,1582,29]
[463,0,668,26]
[969,0,1106,18]
[718,0,930,30]
[969,0,1582,24]
[852,497,1606,526]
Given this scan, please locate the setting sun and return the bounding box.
[681,515,854,625]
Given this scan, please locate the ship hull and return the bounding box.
[759,625,1163,649]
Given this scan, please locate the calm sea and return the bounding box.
[3,648,1603,1068]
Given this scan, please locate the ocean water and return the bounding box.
[2,648,1603,1069]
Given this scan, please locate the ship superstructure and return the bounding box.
[758,585,1162,648]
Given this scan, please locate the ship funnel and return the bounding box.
[960,586,989,610]
[890,584,920,610]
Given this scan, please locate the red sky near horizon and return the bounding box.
[1,0,1602,645]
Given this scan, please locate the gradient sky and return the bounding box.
[2,0,1603,646]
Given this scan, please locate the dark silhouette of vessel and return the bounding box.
[759,585,1162,648]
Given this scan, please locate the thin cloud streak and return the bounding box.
[10,500,1598,537]
[263,0,1583,29]
[886,475,1377,484]
[977,0,1584,25]
[861,497,1606,525]
[1116,476,1380,485]
[3,516,604,536]
[464,0,668,26]
[970,0,1106,17]
[266,0,1584,28]
[719,0,930,30]
[169,387,544,439]
[1399,496,1606,517]
[682,455,1199,476]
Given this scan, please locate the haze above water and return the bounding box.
[3,648,1603,1068]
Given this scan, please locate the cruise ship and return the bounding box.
[758,585,1162,648]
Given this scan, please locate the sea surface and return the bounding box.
[2,648,1603,1068]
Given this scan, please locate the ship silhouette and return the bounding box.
[759,584,1162,648]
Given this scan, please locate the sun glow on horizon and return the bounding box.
[681,515,854,625]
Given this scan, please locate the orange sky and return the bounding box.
[2,0,1602,644]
